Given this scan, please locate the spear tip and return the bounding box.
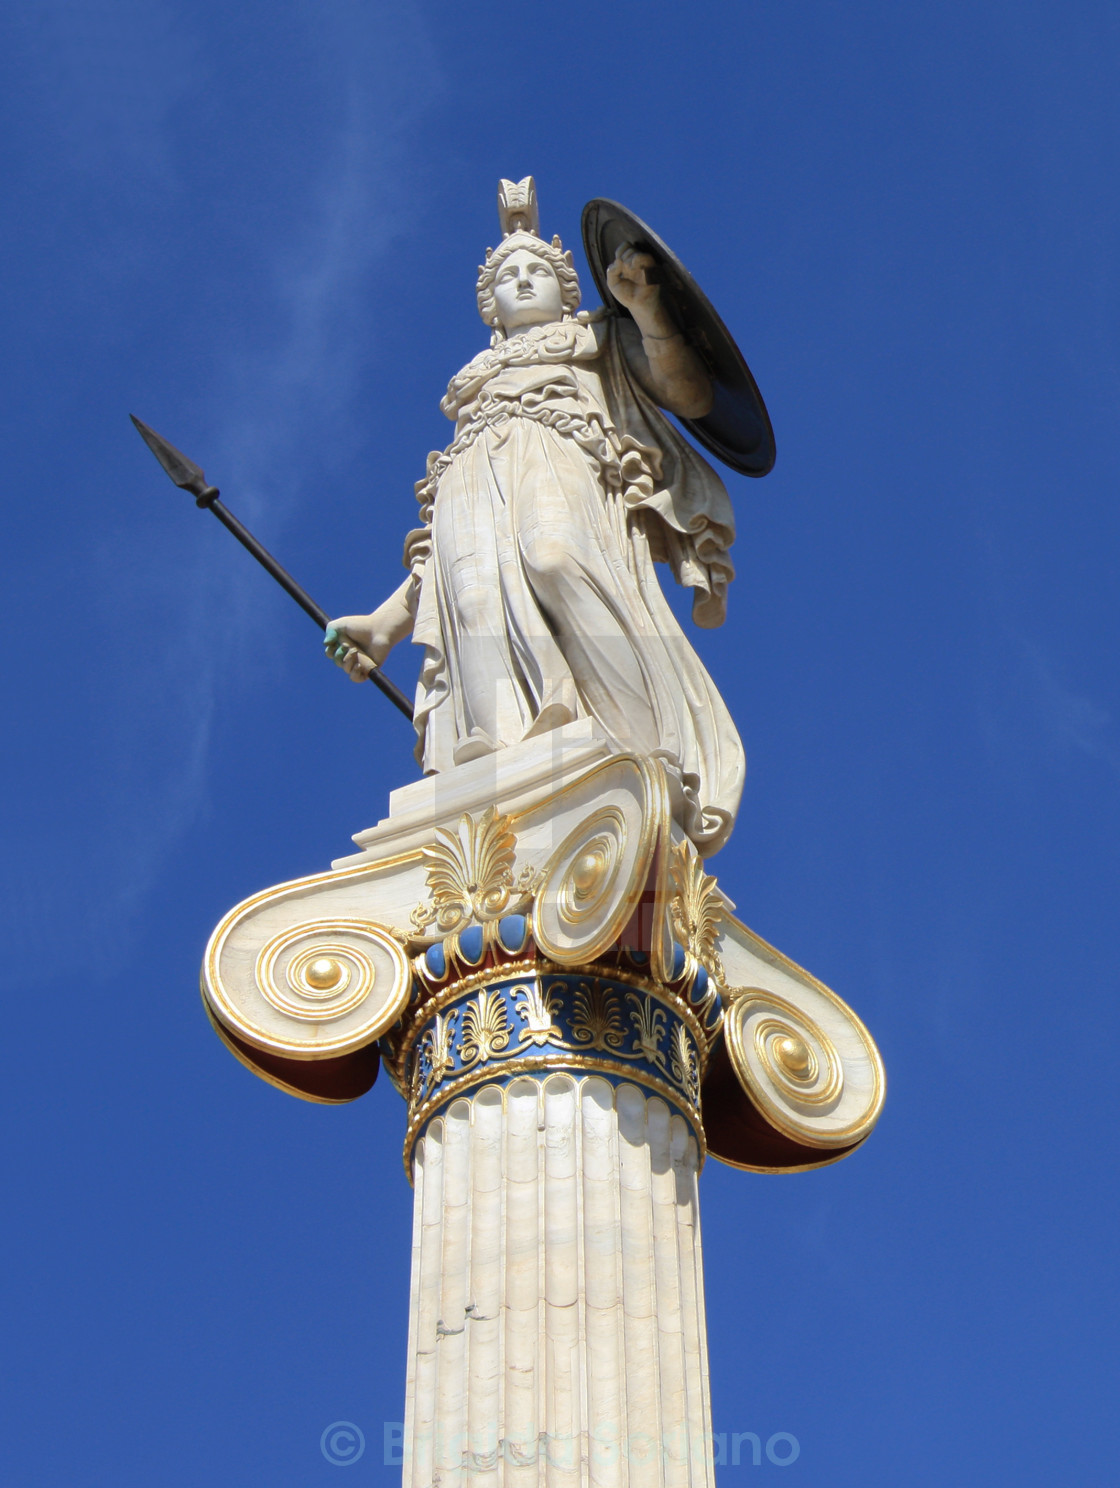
[130,413,213,500]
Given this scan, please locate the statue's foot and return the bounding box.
[452,729,499,765]
[521,701,579,740]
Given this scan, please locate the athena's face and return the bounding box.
[492,248,565,333]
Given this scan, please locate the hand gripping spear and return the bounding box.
[130,416,414,721]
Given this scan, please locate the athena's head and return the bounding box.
[475,179,581,342]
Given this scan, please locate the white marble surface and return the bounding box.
[335,721,613,869]
[403,1076,715,1488]
[325,178,745,855]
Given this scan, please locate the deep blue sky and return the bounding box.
[2,2,1118,1484]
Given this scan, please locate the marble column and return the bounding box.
[199,740,885,1488]
[403,1075,714,1488]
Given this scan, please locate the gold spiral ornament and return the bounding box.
[557,831,617,924]
[752,1014,841,1107]
[534,805,646,965]
[303,956,346,992]
[773,1033,813,1079]
[723,988,883,1148]
[261,939,370,1021]
[204,917,411,1060]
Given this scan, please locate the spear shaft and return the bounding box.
[131,415,414,721]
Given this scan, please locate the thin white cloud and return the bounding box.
[977,628,1120,777]
[0,3,441,985]
[1018,638,1119,771]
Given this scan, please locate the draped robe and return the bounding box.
[404,315,745,855]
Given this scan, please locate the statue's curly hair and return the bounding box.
[476,231,582,343]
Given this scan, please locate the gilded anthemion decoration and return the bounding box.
[458,988,512,1065]
[405,970,705,1133]
[383,804,731,1165]
[668,840,725,977]
[667,839,729,1027]
[409,806,541,936]
[569,980,626,1052]
[416,1011,454,1091]
[669,1021,701,1107]
[513,981,565,1048]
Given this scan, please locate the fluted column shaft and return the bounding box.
[402,1074,714,1488]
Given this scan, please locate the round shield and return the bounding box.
[581,199,776,478]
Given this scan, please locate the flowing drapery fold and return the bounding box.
[404,317,744,854]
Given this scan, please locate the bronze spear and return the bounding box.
[130,415,414,721]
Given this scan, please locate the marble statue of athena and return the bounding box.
[326,177,745,856]
[203,178,884,1488]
